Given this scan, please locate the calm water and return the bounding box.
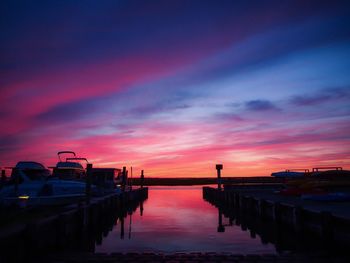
[95,186,276,254]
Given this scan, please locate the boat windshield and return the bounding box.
[22,169,51,180]
[54,169,85,180]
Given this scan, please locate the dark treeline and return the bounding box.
[129,177,284,186]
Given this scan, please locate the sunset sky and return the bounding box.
[1,0,350,177]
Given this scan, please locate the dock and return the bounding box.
[44,252,345,263]
[203,186,350,248]
[0,188,148,263]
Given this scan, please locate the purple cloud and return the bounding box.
[245,100,280,112]
[290,87,350,106]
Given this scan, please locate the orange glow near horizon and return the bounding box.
[1,117,350,177]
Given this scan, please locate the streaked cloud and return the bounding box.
[245,100,280,112]
[0,0,350,176]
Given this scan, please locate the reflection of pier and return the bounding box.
[204,186,350,253]
[217,207,232,232]
[119,199,145,240]
[0,188,148,262]
[214,201,337,253]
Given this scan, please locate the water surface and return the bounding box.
[95,186,276,254]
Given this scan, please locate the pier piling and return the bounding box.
[122,166,127,192]
[141,170,144,188]
[216,164,223,190]
[86,163,93,204]
[1,169,5,183]
[0,187,148,262]
[202,186,350,247]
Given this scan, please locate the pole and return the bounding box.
[140,200,144,216]
[122,166,126,192]
[140,170,144,188]
[216,164,223,190]
[128,212,132,239]
[130,166,133,190]
[13,168,19,196]
[218,208,225,232]
[120,217,125,239]
[86,163,93,204]
[1,169,6,183]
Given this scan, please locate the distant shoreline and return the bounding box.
[129,176,283,186]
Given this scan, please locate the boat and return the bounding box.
[0,161,92,207]
[271,169,309,178]
[310,167,350,178]
[52,151,123,194]
[51,151,87,180]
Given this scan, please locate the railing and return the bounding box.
[286,169,310,173]
[312,167,342,172]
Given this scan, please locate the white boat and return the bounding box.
[271,169,308,178]
[51,151,87,180]
[53,151,123,194]
[0,161,90,207]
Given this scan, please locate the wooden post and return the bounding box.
[321,211,333,241]
[120,216,125,239]
[259,199,267,218]
[273,202,281,223]
[140,170,144,188]
[14,168,19,196]
[234,192,240,209]
[130,166,133,190]
[1,169,6,183]
[140,200,144,216]
[216,164,223,190]
[86,163,92,204]
[293,206,304,233]
[217,208,225,232]
[122,166,126,192]
[252,198,258,215]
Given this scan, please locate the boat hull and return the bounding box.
[1,194,86,207]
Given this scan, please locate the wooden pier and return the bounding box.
[0,187,148,263]
[44,251,346,263]
[203,186,350,248]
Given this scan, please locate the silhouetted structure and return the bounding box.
[86,163,92,203]
[216,164,223,190]
[122,166,127,192]
[141,170,144,188]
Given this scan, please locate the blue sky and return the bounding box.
[1,0,350,176]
